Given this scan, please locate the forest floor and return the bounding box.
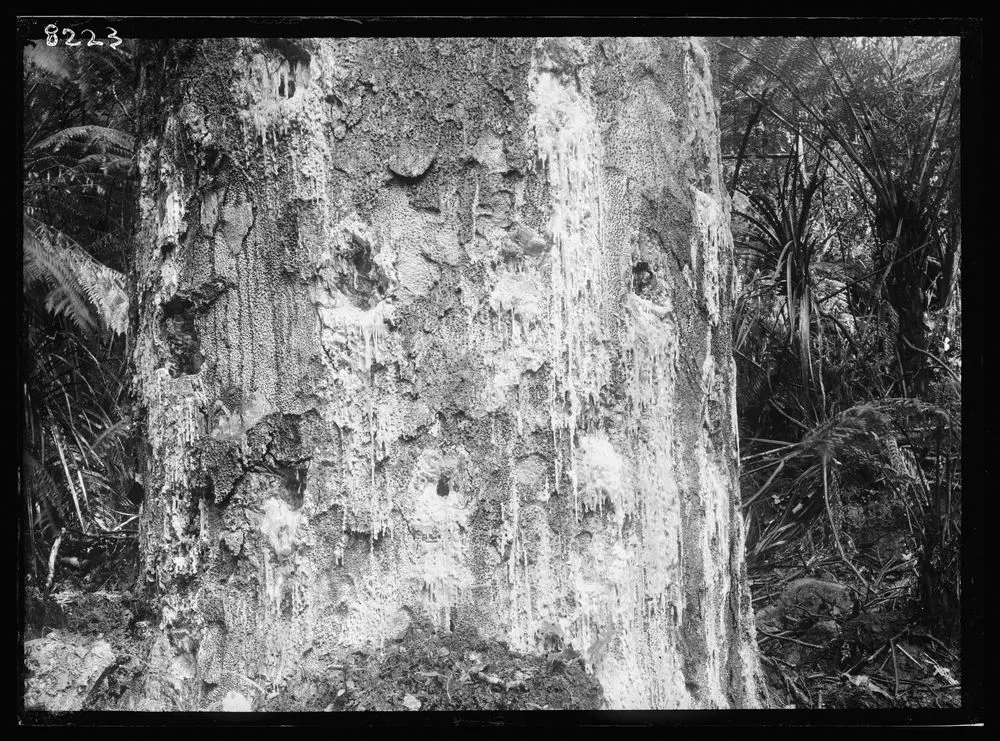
[22,544,960,711]
[22,566,604,712]
[749,554,961,709]
[23,580,154,711]
[262,618,604,712]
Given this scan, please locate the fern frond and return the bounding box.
[24,220,129,335]
[73,256,130,335]
[32,125,135,159]
[23,43,73,81]
[45,284,98,334]
[24,229,97,332]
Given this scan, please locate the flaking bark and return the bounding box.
[133,36,764,709]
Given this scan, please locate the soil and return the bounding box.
[263,619,605,712]
[22,582,153,712]
[26,573,604,713]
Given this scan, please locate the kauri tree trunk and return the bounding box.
[133,36,764,709]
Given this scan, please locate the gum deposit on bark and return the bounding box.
[135,37,763,709]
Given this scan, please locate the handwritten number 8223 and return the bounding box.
[44,24,122,50]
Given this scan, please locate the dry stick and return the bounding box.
[742,455,791,509]
[922,632,959,662]
[845,625,913,675]
[847,643,888,676]
[45,528,65,593]
[822,457,870,594]
[896,643,924,672]
[76,470,92,524]
[771,399,811,432]
[890,640,900,699]
[816,239,935,305]
[901,335,960,384]
[757,629,824,650]
[786,674,812,708]
[741,441,800,463]
[53,431,86,531]
[103,514,138,533]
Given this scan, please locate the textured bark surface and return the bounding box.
[134,36,764,709]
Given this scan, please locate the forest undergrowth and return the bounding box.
[719,36,963,708]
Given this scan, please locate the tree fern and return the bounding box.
[24,37,136,130]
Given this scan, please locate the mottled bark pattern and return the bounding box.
[135,37,764,709]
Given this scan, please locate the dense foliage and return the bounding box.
[715,36,961,705]
[22,39,140,588]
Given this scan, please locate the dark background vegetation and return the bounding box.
[715,36,964,708]
[19,28,972,711]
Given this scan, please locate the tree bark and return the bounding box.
[878,218,932,398]
[134,36,764,710]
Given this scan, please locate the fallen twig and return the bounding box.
[921,632,959,662]
[890,640,900,699]
[45,528,66,593]
[469,669,526,692]
[895,643,924,672]
[844,625,913,674]
[757,628,824,650]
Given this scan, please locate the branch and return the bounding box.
[901,335,960,384]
